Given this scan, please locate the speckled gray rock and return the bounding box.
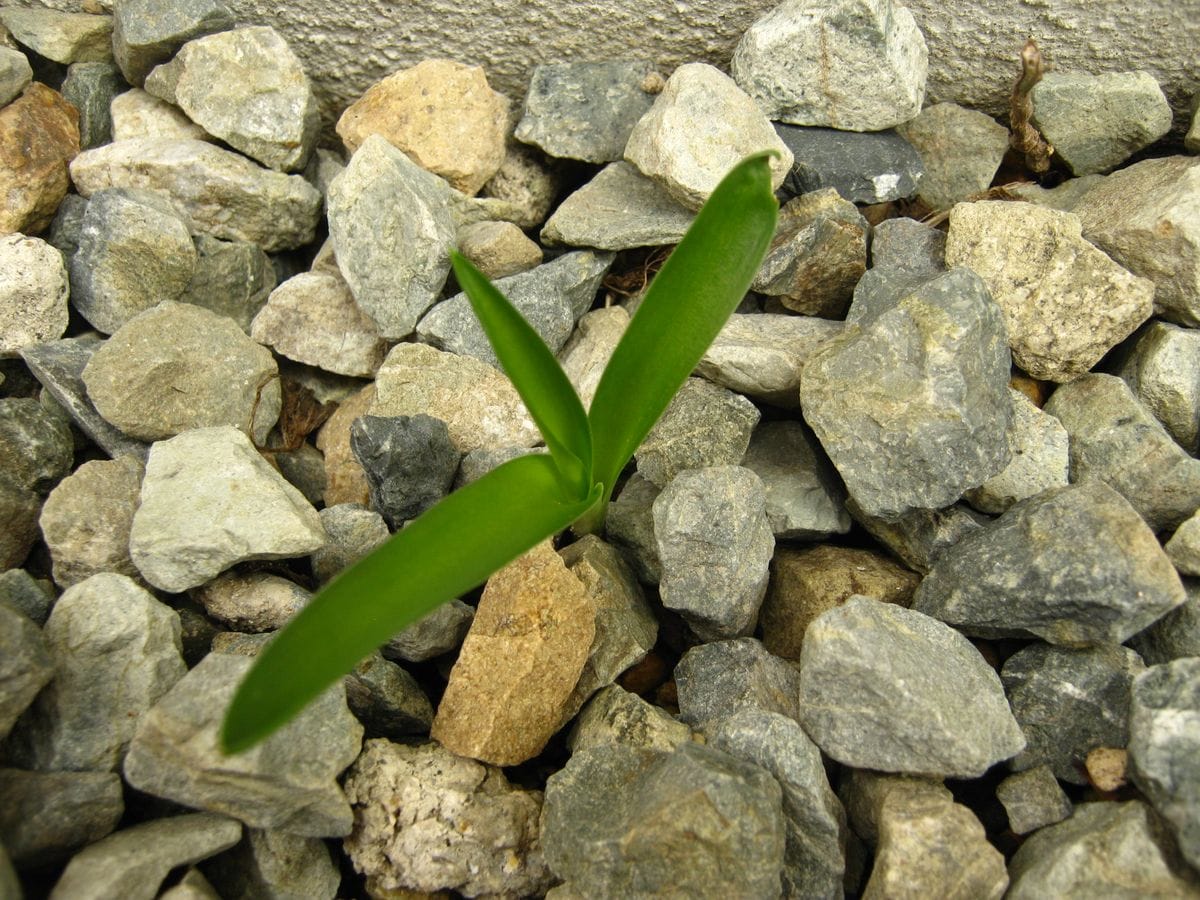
[418,249,613,367]
[1129,658,1200,869]
[1044,374,1200,532]
[350,414,460,529]
[61,61,123,150]
[1115,322,1200,454]
[175,235,275,331]
[914,482,1186,645]
[1003,643,1146,785]
[0,7,112,64]
[800,267,1012,520]
[69,138,322,252]
[674,637,803,728]
[382,598,474,663]
[567,684,692,754]
[945,201,1153,382]
[193,570,310,632]
[110,87,214,142]
[516,60,660,163]
[144,27,318,172]
[326,134,455,340]
[0,602,52,740]
[542,741,785,899]
[870,216,947,275]
[310,503,389,584]
[1007,801,1200,899]
[0,768,123,867]
[560,305,627,410]
[604,472,661,584]
[130,427,325,592]
[0,233,69,358]
[479,139,561,228]
[996,766,1073,835]
[1130,581,1200,665]
[1168,516,1200,577]
[345,651,434,739]
[124,651,362,837]
[624,62,791,210]
[342,738,552,898]
[202,828,340,900]
[740,420,850,540]
[0,45,31,107]
[83,302,280,444]
[654,466,773,640]
[896,103,1009,209]
[798,596,1025,778]
[0,475,41,568]
[774,124,923,203]
[1031,71,1172,176]
[732,0,926,131]
[112,0,235,85]
[0,397,74,493]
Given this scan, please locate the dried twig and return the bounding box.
[1009,38,1054,174]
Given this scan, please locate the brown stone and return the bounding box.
[315,382,374,507]
[760,544,920,659]
[431,540,594,766]
[0,83,80,235]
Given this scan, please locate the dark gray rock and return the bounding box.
[775,124,923,203]
[798,596,1025,778]
[0,602,52,740]
[350,414,460,529]
[913,482,1186,645]
[0,768,123,867]
[60,61,124,150]
[674,637,802,729]
[112,0,235,85]
[1002,643,1146,784]
[869,217,946,275]
[603,472,661,584]
[567,684,692,754]
[0,396,73,493]
[0,475,40,569]
[740,420,850,540]
[310,503,389,584]
[201,828,341,900]
[996,766,1073,836]
[46,193,88,259]
[345,651,434,738]
[383,598,475,663]
[1113,320,1200,454]
[178,235,276,332]
[0,568,53,625]
[847,498,989,574]
[1129,580,1200,665]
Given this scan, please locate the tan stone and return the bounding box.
[0,83,80,235]
[336,58,509,195]
[761,545,920,659]
[110,88,213,143]
[315,381,374,507]
[1085,746,1128,792]
[456,220,543,279]
[431,540,594,766]
[560,305,628,410]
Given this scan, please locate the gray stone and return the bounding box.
[10,573,184,772]
[382,598,474,663]
[310,503,388,584]
[603,472,661,584]
[0,768,123,867]
[0,475,40,569]
[1007,801,1200,899]
[345,651,433,738]
[846,267,939,325]
[997,766,1073,835]
[0,45,31,107]
[0,7,112,64]
[624,62,792,210]
[1045,373,1200,532]
[1129,658,1200,869]
[326,134,456,340]
[47,193,88,259]
[38,454,144,588]
[732,0,926,131]
[706,709,846,900]
[1130,580,1200,665]
[112,0,235,86]
[675,637,803,728]
[774,124,923,203]
[947,201,1153,382]
[896,103,1009,209]
[342,738,551,897]
[179,235,276,332]
[60,61,123,150]
[48,814,242,900]
[542,742,785,899]
[418,249,613,367]
[69,137,323,252]
[267,440,326,506]
[516,60,660,163]
[800,267,1013,520]
[124,651,362,836]
[1115,322,1200,454]
[870,215,947,276]
[567,684,692,754]
[635,377,759,488]
[560,305,627,410]
[193,570,311,632]
[350,414,460,529]
[452,445,539,488]
[480,138,562,228]
[0,396,74,493]
[1031,71,1172,176]
[83,301,280,444]
[654,466,773,640]
[0,568,53,625]
[798,596,1025,778]
[110,87,215,143]
[144,27,317,172]
[130,426,325,593]
[0,602,52,740]
[541,161,694,250]
[202,828,340,900]
[455,219,542,279]
[1003,643,1146,784]
[0,233,68,357]
[914,482,1186,645]
[1009,173,1108,212]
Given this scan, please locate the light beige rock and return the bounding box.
[0,233,69,356]
[456,219,543,279]
[315,381,374,507]
[110,88,213,142]
[0,7,112,64]
[560,305,628,410]
[431,540,595,766]
[480,139,562,227]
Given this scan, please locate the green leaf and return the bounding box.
[221,453,601,754]
[451,251,593,495]
[587,152,780,504]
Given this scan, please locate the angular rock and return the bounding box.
[870,216,947,275]
[798,596,1026,778]
[1115,321,1200,454]
[125,651,362,836]
[838,769,951,846]
[997,766,1073,836]
[0,768,123,867]
[896,102,1009,209]
[344,650,433,739]
[740,420,850,540]
[203,828,340,900]
[624,62,792,210]
[800,267,1012,519]
[0,473,42,568]
[193,570,310,632]
[0,83,79,235]
[774,124,923,203]
[315,382,373,507]
[1168,516,1200,577]
[0,233,69,357]
[733,0,926,130]
[310,502,388,584]
[144,27,318,172]
[69,137,322,251]
[0,7,112,64]
[350,414,459,528]
[83,301,280,444]
[383,598,473,664]
[479,138,561,227]
[0,45,31,107]
[110,87,213,142]
[456,219,542,279]
[0,601,52,740]
[945,200,1153,382]
[1010,173,1108,212]
[567,684,692,754]
[0,396,74,493]
[1031,71,1173,175]
[1130,581,1200,665]
[604,471,661,584]
[60,61,123,150]
[159,867,222,899]
[560,305,627,410]
[674,637,803,728]
[111,0,235,86]
[47,191,88,258]
[178,234,276,331]
[130,426,324,592]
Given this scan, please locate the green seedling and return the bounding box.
[220,152,779,753]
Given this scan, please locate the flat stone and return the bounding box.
[60,61,123,150]
[1031,71,1173,175]
[111,0,235,86]
[774,124,923,203]
[456,219,542,279]
[193,570,310,632]
[516,60,660,163]
[479,138,562,227]
[1115,322,1200,454]
[145,27,317,172]
[0,768,123,867]
[0,233,69,357]
[945,200,1153,382]
[0,7,112,64]
[674,637,803,729]
[124,651,362,837]
[110,87,213,142]
[0,83,79,235]
[624,62,792,210]
[350,414,460,528]
[0,45,31,107]
[83,301,280,444]
[913,481,1187,645]
[567,683,692,754]
[179,235,276,332]
[732,0,926,131]
[798,596,1026,778]
[129,426,325,592]
[800,266,1013,520]
[0,602,52,740]
[0,396,73,493]
[560,305,627,410]
[69,137,322,251]
[603,471,661,584]
[897,102,1009,209]
[1130,581,1200,665]
[996,766,1073,835]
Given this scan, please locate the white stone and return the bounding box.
[0,233,69,357]
[110,88,212,142]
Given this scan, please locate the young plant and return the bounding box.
[220,152,779,753]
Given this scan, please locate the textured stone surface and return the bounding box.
[945,200,1153,382]
[110,87,213,142]
[567,684,692,754]
[0,6,111,63]
[871,216,947,274]
[775,124,923,203]
[456,219,543,278]
[0,83,79,235]
[479,138,561,227]
[1115,322,1200,454]
[997,766,1073,835]
[604,471,661,584]
[309,502,387,584]
[202,828,341,900]
[344,651,434,739]
[350,414,459,528]
[740,420,850,540]
[315,382,373,506]
[674,637,803,728]
[193,570,310,632]
[1167,516,1200,578]
[0,396,73,493]
[60,61,123,150]
[112,0,235,85]
[178,234,275,331]
[0,568,53,625]
[0,768,123,867]
[383,597,474,663]
[0,45,31,107]
[1130,581,1200,665]
[0,233,69,356]
[0,473,42,568]
[896,102,1009,209]
[0,601,52,740]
